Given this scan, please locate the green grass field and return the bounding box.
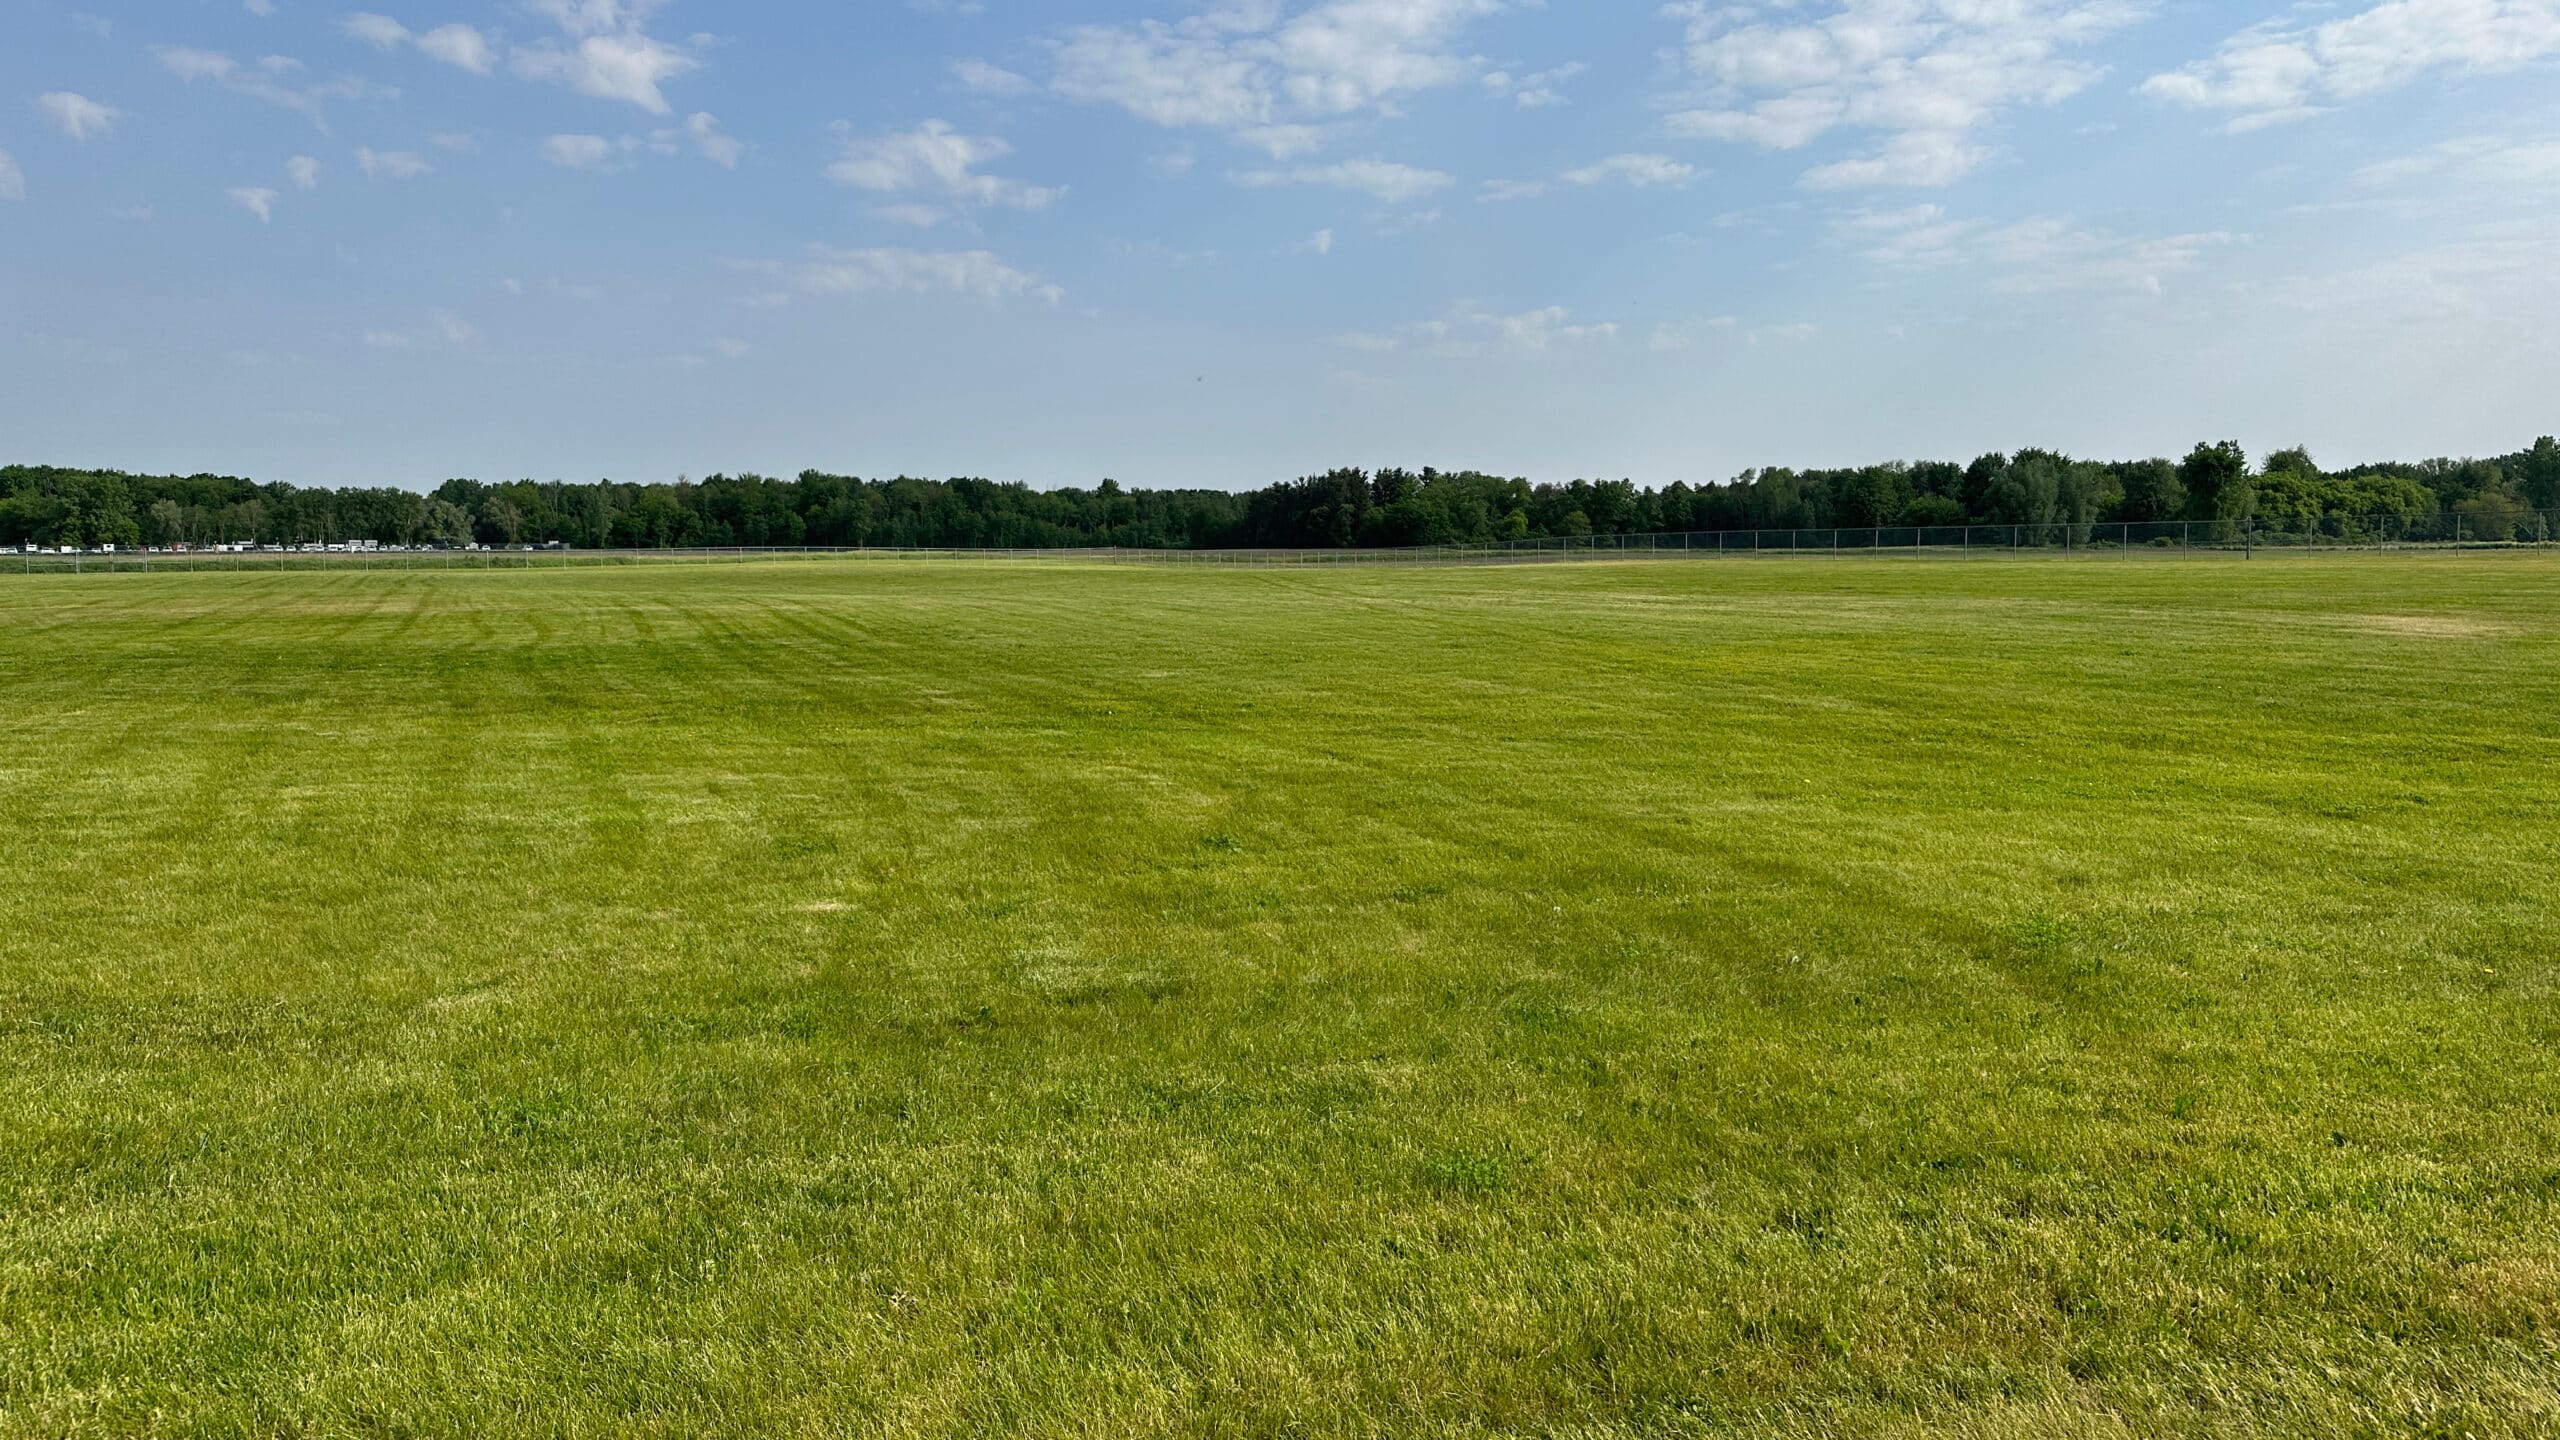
[3,555,2556,1438]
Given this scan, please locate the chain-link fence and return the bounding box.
[7,510,2555,575]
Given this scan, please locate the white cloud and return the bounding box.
[156,47,240,82]
[1802,130,1989,189]
[1234,157,1451,202]
[1482,61,1584,108]
[1477,177,1548,202]
[229,185,279,221]
[826,121,1061,209]
[2144,0,2560,132]
[0,149,23,201]
[356,147,431,179]
[244,0,276,15]
[2259,228,2560,345]
[1049,0,1512,145]
[364,308,477,350]
[342,13,412,48]
[1662,0,2152,189]
[2353,133,2560,190]
[35,92,124,142]
[153,45,395,132]
[513,1,698,113]
[542,133,616,168]
[1236,123,1331,158]
[1340,301,1619,356]
[761,245,1062,304]
[954,58,1035,95]
[1561,153,1698,188]
[345,13,495,74]
[419,25,496,74]
[667,112,740,168]
[287,154,321,188]
[1846,203,2235,295]
[1309,226,1335,254]
[540,114,738,170]
[710,336,750,359]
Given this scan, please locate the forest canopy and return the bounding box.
[5,437,2554,551]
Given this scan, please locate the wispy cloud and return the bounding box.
[1234,157,1451,203]
[825,120,1062,223]
[152,45,395,133]
[364,309,479,349]
[1561,153,1698,188]
[356,147,431,179]
[1845,204,2237,296]
[2145,0,2560,133]
[1340,301,1619,356]
[35,92,123,142]
[744,245,1063,306]
[1662,0,2154,189]
[512,0,700,113]
[538,114,741,170]
[228,185,279,221]
[345,13,499,75]
[1048,0,1514,149]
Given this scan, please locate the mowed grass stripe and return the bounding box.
[1,555,2556,1437]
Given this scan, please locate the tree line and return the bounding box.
[5,437,2554,552]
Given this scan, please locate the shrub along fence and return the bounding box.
[6,510,2555,575]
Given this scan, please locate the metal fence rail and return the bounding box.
[7,509,2555,575]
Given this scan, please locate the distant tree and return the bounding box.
[1835,464,1916,528]
[2262,445,2319,479]
[2055,460,2120,539]
[2459,489,2534,543]
[147,498,185,547]
[1961,453,2008,520]
[2113,459,2186,524]
[2179,441,2250,524]
[1988,450,2064,529]
[474,495,524,546]
[422,499,474,547]
[2523,436,2560,510]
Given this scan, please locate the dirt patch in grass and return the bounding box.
[2351,613,2513,639]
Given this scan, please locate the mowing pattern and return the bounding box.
[2,558,2557,1437]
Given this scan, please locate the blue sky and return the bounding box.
[4,0,2557,492]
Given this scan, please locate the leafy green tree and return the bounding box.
[2522,436,2560,510]
[2180,442,2251,525]
[2113,459,2185,524]
[474,495,524,546]
[1960,453,2008,520]
[2262,446,2319,479]
[420,499,474,547]
[2055,460,2119,539]
[1988,450,2064,530]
